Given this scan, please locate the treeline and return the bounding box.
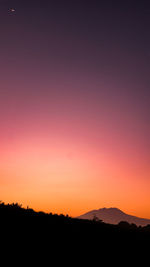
[0,201,150,230]
[0,201,150,254]
[0,200,150,263]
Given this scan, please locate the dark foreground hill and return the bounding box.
[0,202,150,263]
[78,207,150,226]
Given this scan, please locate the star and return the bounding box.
[9,8,16,13]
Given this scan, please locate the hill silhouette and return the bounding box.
[1,201,150,262]
[78,207,150,226]
[1,201,150,237]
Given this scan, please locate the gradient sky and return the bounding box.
[0,0,150,218]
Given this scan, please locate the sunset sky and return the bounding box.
[0,0,150,218]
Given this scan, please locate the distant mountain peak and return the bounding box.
[78,207,150,226]
[99,207,124,212]
[99,207,126,215]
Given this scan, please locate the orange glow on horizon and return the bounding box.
[0,134,150,219]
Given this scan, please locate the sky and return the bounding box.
[0,0,150,218]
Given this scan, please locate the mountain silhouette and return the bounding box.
[78,207,150,226]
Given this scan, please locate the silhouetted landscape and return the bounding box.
[1,202,150,243]
[1,201,150,263]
